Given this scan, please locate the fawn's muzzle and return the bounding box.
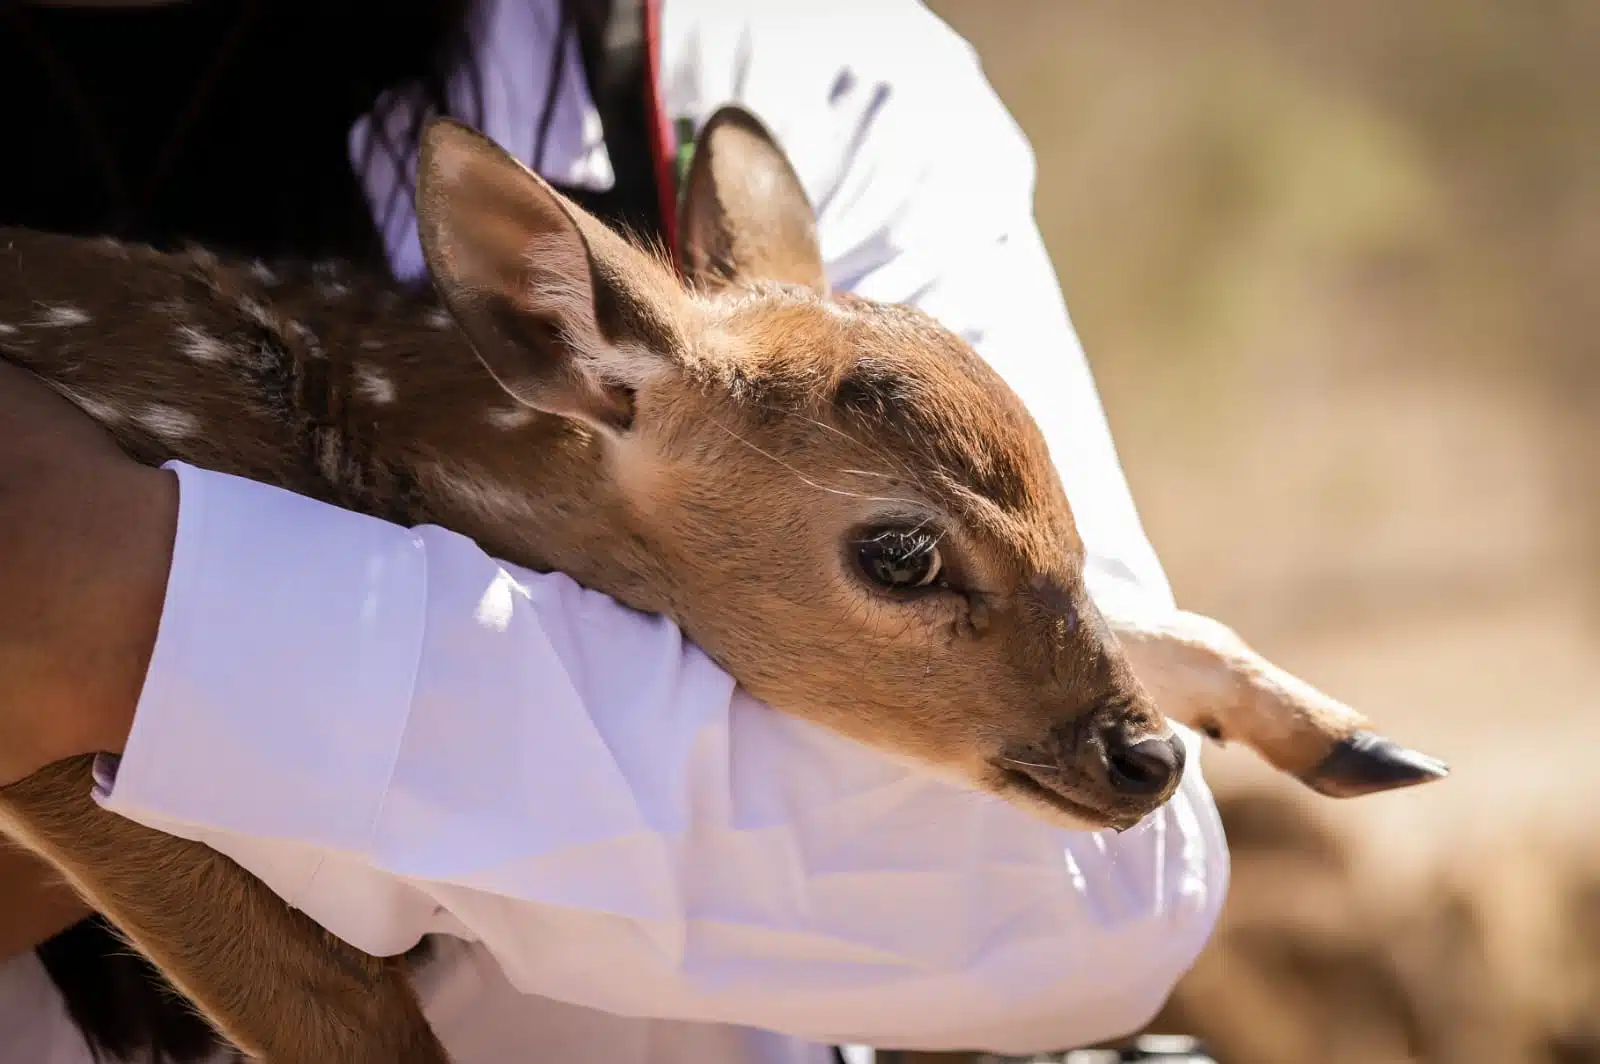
[1103,731,1187,798]
[997,703,1187,831]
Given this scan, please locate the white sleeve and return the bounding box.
[98,460,1224,1054]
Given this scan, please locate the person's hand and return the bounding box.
[0,360,176,786]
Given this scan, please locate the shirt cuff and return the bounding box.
[95,462,429,881]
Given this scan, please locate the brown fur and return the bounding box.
[0,109,1442,1062]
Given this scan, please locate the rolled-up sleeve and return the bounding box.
[96,457,1223,1054]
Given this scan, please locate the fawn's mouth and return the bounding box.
[996,765,1139,833]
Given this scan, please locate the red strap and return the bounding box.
[639,0,680,271]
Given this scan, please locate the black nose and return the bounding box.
[1104,734,1186,797]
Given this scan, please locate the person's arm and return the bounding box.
[0,361,173,791]
[93,460,1223,1055]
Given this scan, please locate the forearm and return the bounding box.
[0,359,165,960]
[81,459,1219,1052]
[0,359,170,784]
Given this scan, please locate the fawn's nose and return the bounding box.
[1102,732,1186,798]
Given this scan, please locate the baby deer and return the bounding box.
[0,107,1445,1063]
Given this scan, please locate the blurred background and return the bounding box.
[923,1,1600,1062]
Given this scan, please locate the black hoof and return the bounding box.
[1301,729,1450,799]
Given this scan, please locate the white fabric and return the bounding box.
[353,0,617,284]
[98,460,1223,1062]
[9,2,1230,1063]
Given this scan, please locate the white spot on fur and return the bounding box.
[315,441,343,484]
[135,404,201,442]
[423,462,538,527]
[0,322,15,335]
[33,304,90,328]
[319,282,350,300]
[248,261,278,286]
[238,297,275,330]
[288,320,324,357]
[354,365,397,405]
[485,406,536,430]
[176,324,230,363]
[424,307,454,330]
[58,388,125,426]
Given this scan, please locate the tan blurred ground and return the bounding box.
[918,4,1599,1060]
[930,0,1600,874]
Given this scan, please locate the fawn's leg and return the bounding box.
[0,756,451,1064]
[1105,607,1448,798]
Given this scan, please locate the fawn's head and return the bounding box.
[414,108,1184,830]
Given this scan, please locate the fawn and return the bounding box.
[0,107,1445,1063]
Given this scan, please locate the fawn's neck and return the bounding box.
[0,229,673,614]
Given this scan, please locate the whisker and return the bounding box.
[707,416,924,508]
[1001,756,1058,772]
[755,402,927,490]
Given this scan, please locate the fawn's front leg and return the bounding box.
[1105,607,1448,798]
[0,756,451,1064]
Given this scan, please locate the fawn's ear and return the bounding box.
[679,106,828,296]
[416,118,686,434]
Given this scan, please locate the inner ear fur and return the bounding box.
[415,117,688,433]
[678,105,829,296]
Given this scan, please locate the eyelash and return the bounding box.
[851,525,953,595]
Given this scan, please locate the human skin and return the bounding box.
[0,359,170,786]
[0,359,173,960]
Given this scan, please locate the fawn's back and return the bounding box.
[1,232,477,522]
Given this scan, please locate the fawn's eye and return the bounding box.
[854,527,944,591]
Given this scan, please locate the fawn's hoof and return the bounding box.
[1300,729,1450,798]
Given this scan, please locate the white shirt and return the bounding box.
[0,2,1228,1063]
